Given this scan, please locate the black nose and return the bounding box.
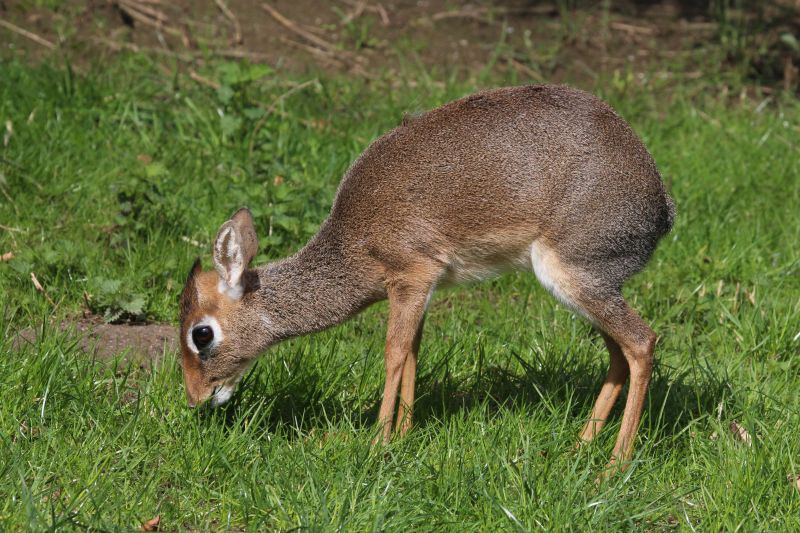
[192,326,214,350]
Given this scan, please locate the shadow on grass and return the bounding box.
[207,337,730,445]
[407,344,730,444]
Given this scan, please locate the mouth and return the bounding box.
[207,363,253,408]
[209,383,236,407]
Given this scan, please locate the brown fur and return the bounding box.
[179,84,675,471]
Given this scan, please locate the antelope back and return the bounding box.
[327,85,674,283]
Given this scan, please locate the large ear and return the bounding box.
[213,208,259,299]
[179,258,203,321]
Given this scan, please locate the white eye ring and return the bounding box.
[186,316,224,354]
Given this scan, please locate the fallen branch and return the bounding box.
[0,19,56,49]
[340,0,390,25]
[262,3,342,56]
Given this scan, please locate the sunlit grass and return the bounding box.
[1,57,799,530]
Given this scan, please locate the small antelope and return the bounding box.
[179,85,675,469]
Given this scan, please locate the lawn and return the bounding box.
[1,55,799,531]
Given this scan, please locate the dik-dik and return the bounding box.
[179,85,675,469]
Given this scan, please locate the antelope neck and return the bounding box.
[254,234,381,342]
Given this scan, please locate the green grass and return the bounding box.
[1,56,800,531]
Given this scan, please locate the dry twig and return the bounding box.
[30,272,57,306]
[340,0,390,25]
[119,0,168,23]
[188,70,221,90]
[0,19,55,49]
[263,3,370,76]
[1,252,14,261]
[217,48,272,61]
[342,1,367,25]
[214,0,243,45]
[262,3,342,57]
[611,21,655,35]
[0,224,24,233]
[116,0,188,43]
[374,3,390,25]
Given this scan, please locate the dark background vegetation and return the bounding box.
[3,1,800,94]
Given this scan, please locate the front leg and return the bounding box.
[396,316,425,435]
[375,282,431,443]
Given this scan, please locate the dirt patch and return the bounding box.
[14,318,178,364]
[1,1,798,91]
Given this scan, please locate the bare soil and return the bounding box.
[1,1,798,90]
[14,318,177,364]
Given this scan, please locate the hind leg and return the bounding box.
[579,333,629,443]
[395,316,425,435]
[578,299,655,469]
[530,242,656,469]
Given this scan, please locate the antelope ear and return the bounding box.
[179,258,203,321]
[213,208,259,299]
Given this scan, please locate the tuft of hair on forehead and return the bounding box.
[180,258,202,325]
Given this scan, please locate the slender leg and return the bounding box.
[375,283,430,443]
[552,290,654,472]
[606,324,655,467]
[396,317,425,434]
[579,333,630,442]
[528,243,656,474]
[579,299,655,473]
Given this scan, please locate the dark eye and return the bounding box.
[192,326,214,351]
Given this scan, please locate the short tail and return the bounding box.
[660,181,676,234]
[665,191,676,231]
